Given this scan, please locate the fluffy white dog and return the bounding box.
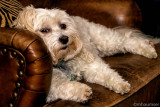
[13,6,159,103]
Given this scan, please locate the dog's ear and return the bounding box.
[13,5,36,32]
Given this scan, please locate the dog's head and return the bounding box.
[13,6,82,64]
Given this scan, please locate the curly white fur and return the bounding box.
[13,6,159,103]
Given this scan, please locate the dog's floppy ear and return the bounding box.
[13,5,36,32]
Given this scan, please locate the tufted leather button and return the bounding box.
[16,82,21,88]
[9,103,13,107]
[11,51,17,57]
[2,48,7,54]
[13,92,18,98]
[19,59,24,65]
[18,71,23,77]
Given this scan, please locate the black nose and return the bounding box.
[59,35,69,44]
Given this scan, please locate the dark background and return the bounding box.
[135,0,160,38]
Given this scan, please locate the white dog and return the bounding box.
[13,6,159,103]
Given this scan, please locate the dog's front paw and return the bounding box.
[46,81,92,103]
[67,81,92,103]
[80,86,92,103]
[113,81,131,95]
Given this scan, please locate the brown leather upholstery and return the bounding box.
[54,0,142,29]
[18,0,142,28]
[17,0,54,8]
[0,28,52,107]
[0,0,159,107]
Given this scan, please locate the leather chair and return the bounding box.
[0,28,52,107]
[0,0,159,107]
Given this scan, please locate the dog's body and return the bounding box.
[13,6,159,103]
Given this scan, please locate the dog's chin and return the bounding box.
[52,45,68,65]
[52,39,82,65]
[63,38,82,61]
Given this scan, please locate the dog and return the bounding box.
[13,6,159,103]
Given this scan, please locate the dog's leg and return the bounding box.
[83,58,131,95]
[46,68,92,103]
[73,16,158,58]
[117,28,158,59]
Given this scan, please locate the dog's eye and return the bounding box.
[40,28,50,33]
[60,24,67,30]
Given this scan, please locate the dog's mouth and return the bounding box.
[61,46,68,50]
[53,45,68,65]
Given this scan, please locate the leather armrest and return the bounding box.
[0,28,52,107]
